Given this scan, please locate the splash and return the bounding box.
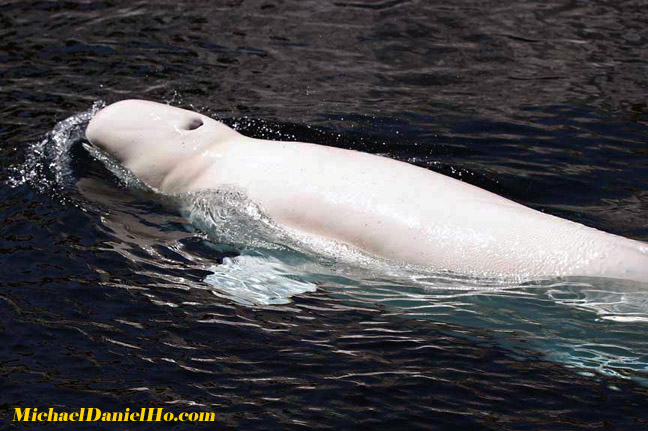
[205,254,317,306]
[8,102,105,200]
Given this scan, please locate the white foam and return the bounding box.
[204,254,317,306]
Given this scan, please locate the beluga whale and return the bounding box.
[85,100,648,283]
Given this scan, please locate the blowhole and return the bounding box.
[185,118,204,131]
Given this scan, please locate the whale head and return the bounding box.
[86,99,238,191]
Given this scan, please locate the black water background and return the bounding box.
[1,0,648,429]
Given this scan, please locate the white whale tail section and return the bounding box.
[571,228,648,284]
[606,242,648,283]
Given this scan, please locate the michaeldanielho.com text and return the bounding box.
[13,408,216,422]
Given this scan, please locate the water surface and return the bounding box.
[1,0,648,429]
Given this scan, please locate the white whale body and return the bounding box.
[85,100,648,283]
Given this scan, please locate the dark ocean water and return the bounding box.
[1,0,648,429]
